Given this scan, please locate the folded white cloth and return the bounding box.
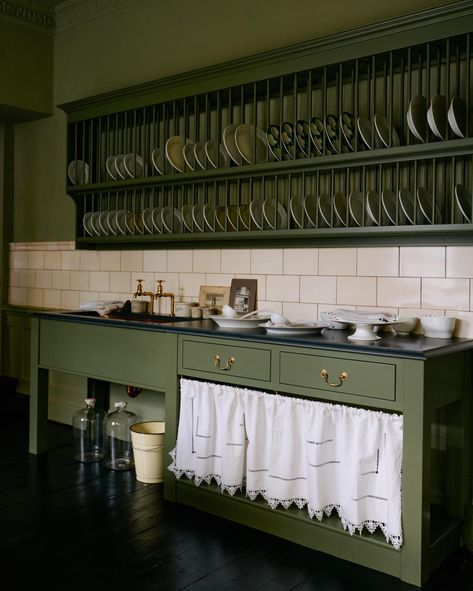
[79,300,124,317]
[170,378,404,548]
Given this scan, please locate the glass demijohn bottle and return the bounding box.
[104,401,137,470]
[72,398,105,462]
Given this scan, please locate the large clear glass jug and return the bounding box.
[104,401,137,470]
[72,398,105,462]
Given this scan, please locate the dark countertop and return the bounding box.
[34,309,473,360]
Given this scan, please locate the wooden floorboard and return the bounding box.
[1,392,472,591]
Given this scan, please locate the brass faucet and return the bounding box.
[154,280,175,316]
[132,279,155,314]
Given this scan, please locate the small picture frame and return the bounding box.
[229,278,257,314]
[198,285,230,310]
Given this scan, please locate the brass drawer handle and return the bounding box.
[320,368,348,387]
[213,354,236,371]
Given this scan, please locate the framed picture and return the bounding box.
[198,285,230,310]
[229,278,257,314]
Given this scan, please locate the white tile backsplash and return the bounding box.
[8,242,473,338]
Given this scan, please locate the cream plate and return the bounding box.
[407,96,427,142]
[142,208,154,233]
[260,322,328,336]
[348,190,364,226]
[165,136,189,173]
[105,156,117,180]
[333,193,349,227]
[83,212,94,237]
[373,114,400,148]
[181,204,195,231]
[161,206,183,233]
[234,124,268,164]
[448,96,467,138]
[191,203,206,232]
[124,153,146,178]
[194,141,207,170]
[357,116,382,150]
[114,154,128,179]
[151,207,163,233]
[182,142,196,171]
[427,95,447,140]
[417,187,442,224]
[205,140,230,168]
[210,315,270,328]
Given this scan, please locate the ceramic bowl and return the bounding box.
[420,315,455,339]
[393,317,418,335]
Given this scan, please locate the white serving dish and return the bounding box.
[210,315,270,328]
[393,317,418,335]
[420,315,455,338]
[260,322,328,336]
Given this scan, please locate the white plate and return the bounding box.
[203,203,216,231]
[448,96,467,138]
[289,194,305,228]
[181,204,195,231]
[399,188,422,225]
[222,124,242,165]
[182,142,196,171]
[348,190,364,226]
[333,193,349,227]
[303,194,318,227]
[124,153,146,178]
[142,208,154,233]
[427,95,447,140]
[125,212,136,234]
[263,197,287,230]
[357,116,382,150]
[98,211,110,236]
[407,96,427,142]
[151,207,163,233]
[365,190,383,226]
[317,194,334,227]
[83,212,94,237]
[105,156,117,180]
[210,315,270,328]
[68,160,89,185]
[234,124,268,164]
[115,209,128,235]
[165,136,189,173]
[417,187,442,224]
[249,198,265,230]
[454,184,472,223]
[205,140,230,168]
[260,322,328,336]
[191,203,206,232]
[107,210,118,235]
[374,114,400,148]
[194,141,207,170]
[161,206,183,233]
[151,148,165,174]
[90,211,102,236]
[114,154,128,179]
[381,189,403,225]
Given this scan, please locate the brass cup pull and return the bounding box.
[320,368,348,387]
[213,354,236,371]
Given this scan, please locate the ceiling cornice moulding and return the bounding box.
[0,0,55,31]
[55,0,142,33]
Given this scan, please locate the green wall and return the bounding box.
[12,0,457,242]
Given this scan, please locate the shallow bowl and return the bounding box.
[393,317,418,335]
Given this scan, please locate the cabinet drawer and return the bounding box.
[180,338,271,383]
[279,351,396,401]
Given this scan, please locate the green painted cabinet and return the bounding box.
[28,313,473,587]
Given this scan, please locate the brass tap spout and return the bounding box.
[132,279,155,315]
[154,280,175,316]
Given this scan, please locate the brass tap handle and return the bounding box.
[156,280,164,295]
[320,368,348,387]
[213,354,236,371]
[133,279,144,297]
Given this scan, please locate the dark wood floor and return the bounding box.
[1,392,472,591]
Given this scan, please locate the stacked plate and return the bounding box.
[68,160,90,185]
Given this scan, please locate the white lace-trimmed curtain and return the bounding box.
[169,378,403,548]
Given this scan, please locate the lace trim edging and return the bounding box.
[168,451,402,549]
